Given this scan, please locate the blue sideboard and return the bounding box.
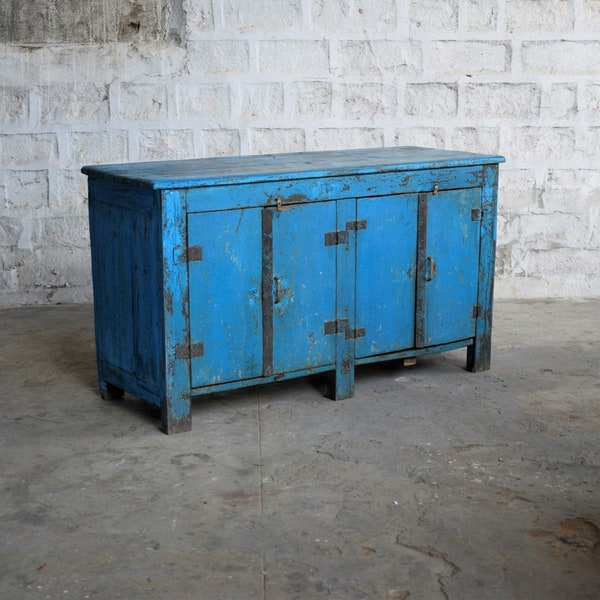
[83,146,505,433]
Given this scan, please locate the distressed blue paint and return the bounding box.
[84,146,504,433]
[188,208,263,386]
[161,190,191,433]
[81,146,504,190]
[424,188,482,346]
[356,194,418,357]
[183,165,490,214]
[271,201,337,373]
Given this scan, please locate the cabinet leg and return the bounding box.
[100,380,124,401]
[160,394,192,434]
[326,364,355,401]
[467,332,492,372]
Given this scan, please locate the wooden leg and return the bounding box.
[326,361,355,401]
[467,331,492,372]
[100,380,124,401]
[160,392,192,434]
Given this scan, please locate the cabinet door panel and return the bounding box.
[271,202,337,373]
[188,209,263,387]
[424,188,481,346]
[356,195,418,358]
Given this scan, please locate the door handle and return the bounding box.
[426,256,436,282]
[274,276,282,303]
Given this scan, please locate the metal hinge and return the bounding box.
[324,319,365,340]
[472,304,482,319]
[187,245,203,261]
[175,342,205,360]
[324,219,367,246]
[324,230,349,246]
[471,208,483,221]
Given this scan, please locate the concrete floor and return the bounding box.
[0,300,599,600]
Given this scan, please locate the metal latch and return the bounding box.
[324,319,365,340]
[188,245,203,261]
[324,219,367,245]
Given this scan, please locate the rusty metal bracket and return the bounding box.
[175,342,205,360]
[345,327,365,340]
[471,208,482,221]
[324,318,349,335]
[187,245,203,261]
[324,230,349,246]
[325,219,367,245]
[324,319,364,339]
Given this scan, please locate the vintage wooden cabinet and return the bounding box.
[83,146,504,434]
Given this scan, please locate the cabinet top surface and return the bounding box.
[82,146,505,190]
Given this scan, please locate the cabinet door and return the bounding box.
[266,201,338,374]
[418,188,482,347]
[188,208,263,387]
[355,194,418,358]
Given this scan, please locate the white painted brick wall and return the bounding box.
[1,0,600,305]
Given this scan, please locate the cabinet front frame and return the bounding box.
[182,163,498,398]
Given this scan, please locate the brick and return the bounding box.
[67,131,128,164]
[292,81,332,119]
[498,169,537,213]
[463,83,540,118]
[0,134,57,165]
[183,0,214,34]
[451,127,500,154]
[428,42,509,75]
[522,42,600,75]
[40,83,109,124]
[505,127,575,162]
[241,83,284,119]
[581,0,600,32]
[519,249,600,280]
[0,217,25,248]
[506,212,588,250]
[258,41,329,75]
[248,128,305,155]
[7,170,49,209]
[410,0,458,32]
[335,41,422,77]
[119,44,186,81]
[311,0,396,32]
[506,0,574,33]
[0,87,28,124]
[56,169,88,211]
[224,0,302,32]
[118,83,167,121]
[201,129,241,157]
[405,84,457,118]
[311,128,384,151]
[176,83,231,120]
[394,128,445,149]
[44,216,90,250]
[342,83,397,121]
[541,170,600,214]
[187,41,249,75]
[584,84,600,118]
[138,129,195,161]
[584,127,600,161]
[549,84,578,119]
[465,0,498,32]
[1,0,168,44]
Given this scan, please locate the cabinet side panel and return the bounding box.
[356,194,418,358]
[88,179,164,401]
